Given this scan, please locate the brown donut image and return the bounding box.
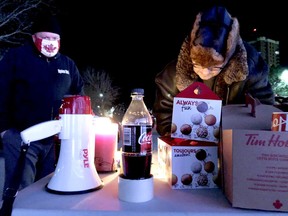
[195,149,207,161]
[205,114,216,126]
[172,174,178,185]
[213,127,220,138]
[171,123,177,133]
[181,173,193,185]
[180,124,192,135]
[204,161,215,173]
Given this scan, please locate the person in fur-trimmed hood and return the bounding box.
[153,6,275,136]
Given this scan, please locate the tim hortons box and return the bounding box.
[171,82,221,143]
[157,136,218,189]
[222,103,288,212]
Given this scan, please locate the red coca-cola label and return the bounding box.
[138,130,152,152]
[138,131,152,144]
[122,125,152,153]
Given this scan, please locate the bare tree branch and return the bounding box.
[0,0,56,46]
[82,66,124,120]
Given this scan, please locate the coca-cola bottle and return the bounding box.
[121,88,153,179]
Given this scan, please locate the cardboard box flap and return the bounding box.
[177,82,220,100]
[222,104,282,130]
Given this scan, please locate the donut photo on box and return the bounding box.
[171,82,221,143]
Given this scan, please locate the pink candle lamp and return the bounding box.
[94,117,118,172]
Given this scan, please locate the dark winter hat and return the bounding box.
[190,6,240,67]
[32,14,62,35]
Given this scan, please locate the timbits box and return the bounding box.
[171,82,222,143]
[221,100,288,212]
[157,136,219,189]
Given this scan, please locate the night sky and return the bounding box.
[55,1,287,108]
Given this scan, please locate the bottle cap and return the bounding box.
[131,88,144,95]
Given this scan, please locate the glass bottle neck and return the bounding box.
[131,94,144,100]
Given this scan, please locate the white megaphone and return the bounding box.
[20,95,103,194]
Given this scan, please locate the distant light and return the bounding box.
[99,93,103,97]
[275,51,279,55]
[253,28,257,32]
[280,70,288,84]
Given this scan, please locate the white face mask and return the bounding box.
[34,37,60,57]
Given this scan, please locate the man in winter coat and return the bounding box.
[153,6,275,136]
[0,14,84,198]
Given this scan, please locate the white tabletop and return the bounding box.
[11,170,283,216]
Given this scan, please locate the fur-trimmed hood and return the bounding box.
[175,6,249,91]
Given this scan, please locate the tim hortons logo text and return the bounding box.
[245,134,288,147]
[175,99,199,112]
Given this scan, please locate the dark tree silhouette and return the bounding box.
[82,66,125,122]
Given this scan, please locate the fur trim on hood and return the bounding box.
[176,6,249,91]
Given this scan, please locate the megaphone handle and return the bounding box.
[20,120,62,144]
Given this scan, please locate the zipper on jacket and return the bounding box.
[225,85,231,105]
